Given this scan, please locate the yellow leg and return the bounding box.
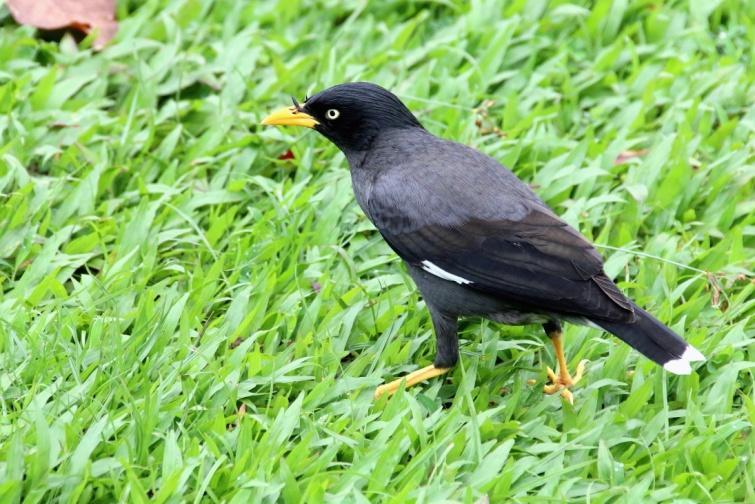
[543,330,588,404]
[374,365,451,399]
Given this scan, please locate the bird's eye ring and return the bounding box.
[326,109,340,120]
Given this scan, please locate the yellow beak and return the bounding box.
[261,106,318,128]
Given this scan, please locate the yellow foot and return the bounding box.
[374,364,451,399]
[543,360,588,404]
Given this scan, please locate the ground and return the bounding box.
[0,0,753,502]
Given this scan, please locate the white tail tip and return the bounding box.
[663,358,692,375]
[682,345,706,362]
[663,344,706,375]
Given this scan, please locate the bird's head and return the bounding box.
[261,82,422,153]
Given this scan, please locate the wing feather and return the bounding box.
[369,184,635,323]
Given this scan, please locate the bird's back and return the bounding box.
[353,128,547,231]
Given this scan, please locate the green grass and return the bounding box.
[0,0,753,501]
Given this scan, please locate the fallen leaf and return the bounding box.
[614,149,648,165]
[6,0,118,49]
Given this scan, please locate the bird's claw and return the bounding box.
[543,360,588,404]
[374,364,451,399]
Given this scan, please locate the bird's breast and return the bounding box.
[348,165,375,217]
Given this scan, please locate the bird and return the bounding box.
[261,82,706,403]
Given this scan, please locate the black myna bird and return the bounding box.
[262,82,705,403]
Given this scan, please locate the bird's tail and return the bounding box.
[595,305,705,375]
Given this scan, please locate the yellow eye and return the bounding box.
[326,109,340,120]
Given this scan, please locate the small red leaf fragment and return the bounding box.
[278,149,295,160]
[614,149,648,165]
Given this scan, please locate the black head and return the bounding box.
[262,82,423,153]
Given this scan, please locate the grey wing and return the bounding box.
[366,158,636,323]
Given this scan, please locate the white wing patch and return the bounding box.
[421,260,473,285]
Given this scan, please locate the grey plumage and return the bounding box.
[266,82,706,383]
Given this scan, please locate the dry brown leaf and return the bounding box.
[6,0,118,49]
[614,149,649,165]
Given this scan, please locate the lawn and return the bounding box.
[0,0,753,502]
